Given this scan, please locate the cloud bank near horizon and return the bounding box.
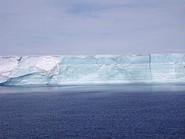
[0,0,184,55]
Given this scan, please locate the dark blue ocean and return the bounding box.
[0,84,185,139]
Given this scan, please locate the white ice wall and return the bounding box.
[0,54,184,85]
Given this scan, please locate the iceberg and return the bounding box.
[0,54,185,85]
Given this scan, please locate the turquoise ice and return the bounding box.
[0,54,185,85]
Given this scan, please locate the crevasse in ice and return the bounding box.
[0,54,185,85]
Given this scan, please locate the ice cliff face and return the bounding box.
[0,54,185,85]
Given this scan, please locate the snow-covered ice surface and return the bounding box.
[0,54,185,86]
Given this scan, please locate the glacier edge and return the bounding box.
[0,54,185,86]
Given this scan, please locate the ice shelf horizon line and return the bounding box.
[0,54,185,86]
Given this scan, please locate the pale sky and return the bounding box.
[0,0,185,55]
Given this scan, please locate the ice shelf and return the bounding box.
[0,54,185,85]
